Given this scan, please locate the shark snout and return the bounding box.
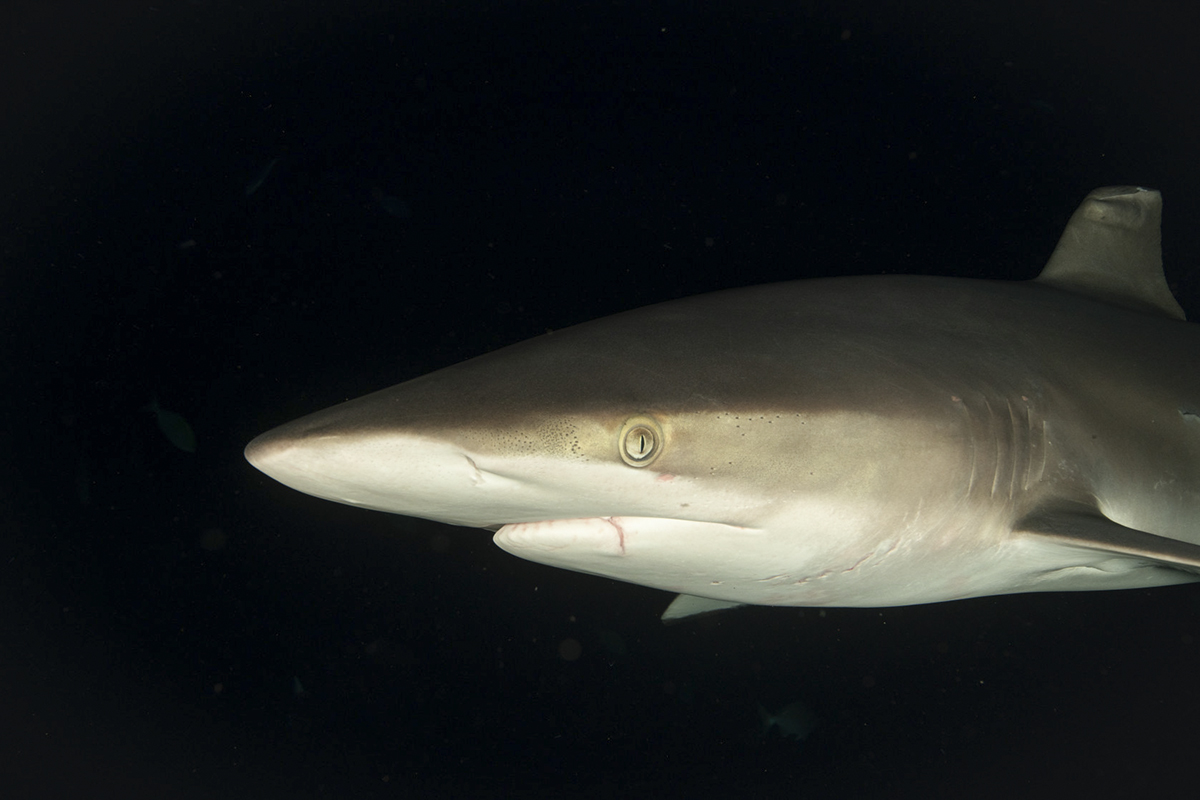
[244,428,310,489]
[244,426,358,488]
[244,422,543,527]
[244,428,295,475]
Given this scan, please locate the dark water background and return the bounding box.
[3,1,1199,797]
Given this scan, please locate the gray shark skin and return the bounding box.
[246,187,1200,620]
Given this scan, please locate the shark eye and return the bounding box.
[619,416,664,467]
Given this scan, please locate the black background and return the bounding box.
[3,1,1200,797]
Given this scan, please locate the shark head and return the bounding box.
[246,281,988,608]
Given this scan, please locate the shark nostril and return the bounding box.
[463,455,485,485]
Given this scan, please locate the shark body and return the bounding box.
[246,187,1200,619]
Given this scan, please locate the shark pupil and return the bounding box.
[622,424,657,465]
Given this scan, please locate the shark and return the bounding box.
[245,186,1200,620]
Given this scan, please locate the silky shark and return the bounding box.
[246,186,1200,620]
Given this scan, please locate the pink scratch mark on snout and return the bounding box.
[656,473,676,482]
[602,516,627,554]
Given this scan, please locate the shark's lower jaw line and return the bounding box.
[494,517,621,559]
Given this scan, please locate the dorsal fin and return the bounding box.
[1035,186,1185,320]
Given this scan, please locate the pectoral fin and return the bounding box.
[1016,507,1200,575]
[662,593,744,622]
